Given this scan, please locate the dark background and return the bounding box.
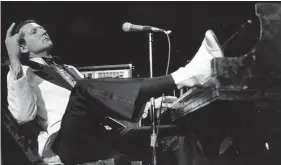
[2,1,259,77]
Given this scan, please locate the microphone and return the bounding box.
[122,22,169,33]
[222,20,252,48]
[246,20,252,25]
[241,20,252,28]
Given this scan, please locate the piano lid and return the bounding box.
[254,3,281,76]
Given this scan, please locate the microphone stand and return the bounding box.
[148,32,158,165]
[222,20,252,49]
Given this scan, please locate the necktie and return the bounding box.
[43,57,77,88]
[51,63,77,87]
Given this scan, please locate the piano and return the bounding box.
[160,3,281,163]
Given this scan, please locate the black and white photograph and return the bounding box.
[1,1,281,165]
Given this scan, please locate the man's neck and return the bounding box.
[29,51,51,59]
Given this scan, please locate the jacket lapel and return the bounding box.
[25,60,73,91]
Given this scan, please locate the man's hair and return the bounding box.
[12,20,37,36]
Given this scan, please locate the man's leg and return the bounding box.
[56,106,120,165]
[56,75,177,165]
[111,126,210,165]
[69,75,177,122]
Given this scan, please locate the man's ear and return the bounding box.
[20,44,29,54]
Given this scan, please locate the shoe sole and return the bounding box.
[205,30,224,57]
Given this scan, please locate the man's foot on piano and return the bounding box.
[171,30,224,89]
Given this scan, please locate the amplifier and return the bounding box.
[76,64,133,79]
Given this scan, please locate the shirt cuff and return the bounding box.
[9,64,23,81]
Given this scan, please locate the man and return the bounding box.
[5,20,223,165]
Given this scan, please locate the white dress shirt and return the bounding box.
[7,57,83,164]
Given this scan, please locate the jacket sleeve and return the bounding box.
[7,65,38,124]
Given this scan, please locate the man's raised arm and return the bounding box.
[5,22,37,123]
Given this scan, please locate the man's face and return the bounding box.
[19,22,53,54]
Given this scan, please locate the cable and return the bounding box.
[155,31,172,139]
[165,33,172,75]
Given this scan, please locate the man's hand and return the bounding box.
[5,23,21,60]
[5,23,23,79]
[142,96,177,119]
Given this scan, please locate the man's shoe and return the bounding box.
[172,30,224,89]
